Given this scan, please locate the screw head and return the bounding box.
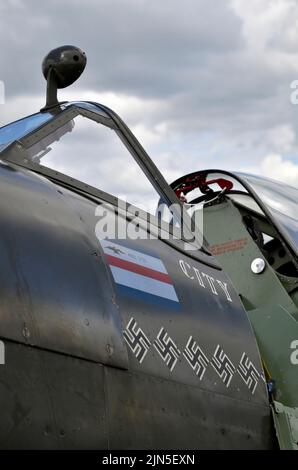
[251,257,266,274]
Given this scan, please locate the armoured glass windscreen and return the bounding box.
[0,112,53,151]
[26,114,171,218]
[238,173,298,250]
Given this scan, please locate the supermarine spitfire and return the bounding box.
[0,45,296,449]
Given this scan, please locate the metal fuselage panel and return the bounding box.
[203,198,298,411]
[0,162,274,449]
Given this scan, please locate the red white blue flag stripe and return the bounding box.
[100,240,179,304]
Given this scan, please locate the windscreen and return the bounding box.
[26,113,166,216]
[237,173,298,251]
[0,112,53,151]
[1,104,206,249]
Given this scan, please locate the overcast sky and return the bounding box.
[1,0,298,196]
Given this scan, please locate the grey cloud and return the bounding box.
[0,0,298,188]
[0,0,243,98]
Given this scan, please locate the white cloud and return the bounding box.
[0,94,42,127]
[243,154,298,187]
[231,0,298,51]
[263,124,296,154]
[1,0,298,195]
[260,154,298,186]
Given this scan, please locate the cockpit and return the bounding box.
[171,169,298,308]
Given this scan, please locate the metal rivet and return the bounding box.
[22,325,30,339]
[251,258,266,274]
[106,344,114,356]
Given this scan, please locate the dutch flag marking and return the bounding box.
[100,240,179,306]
